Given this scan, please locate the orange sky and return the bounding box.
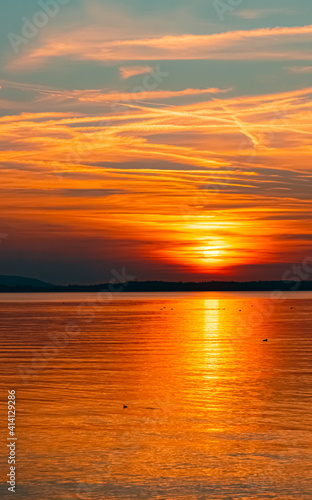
[1,1,312,283]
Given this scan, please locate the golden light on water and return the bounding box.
[2,1,312,497]
[1,293,312,499]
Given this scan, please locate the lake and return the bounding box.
[0,291,311,499]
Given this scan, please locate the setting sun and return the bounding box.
[203,248,221,258]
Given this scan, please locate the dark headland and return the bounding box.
[0,275,311,293]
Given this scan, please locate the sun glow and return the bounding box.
[203,248,221,258]
[198,245,226,268]
[1,78,312,280]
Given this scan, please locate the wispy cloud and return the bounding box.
[7,24,312,70]
[119,66,154,79]
[287,65,312,73]
[234,8,292,20]
[0,79,230,110]
[2,41,312,277]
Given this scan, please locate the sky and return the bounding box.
[0,0,312,284]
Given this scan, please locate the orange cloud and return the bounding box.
[287,66,312,73]
[1,86,312,276]
[7,24,312,70]
[0,79,230,107]
[76,87,231,103]
[234,8,292,20]
[119,66,154,79]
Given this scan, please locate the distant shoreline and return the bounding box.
[0,281,311,293]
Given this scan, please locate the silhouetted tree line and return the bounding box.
[1,280,312,293]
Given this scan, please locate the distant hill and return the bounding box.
[0,278,312,293]
[0,275,53,288]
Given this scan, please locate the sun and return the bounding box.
[203,248,221,258]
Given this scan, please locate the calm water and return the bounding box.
[0,292,312,499]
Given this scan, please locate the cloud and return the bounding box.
[75,87,231,103]
[1,85,312,277]
[0,79,231,111]
[234,8,292,20]
[119,66,154,79]
[7,24,312,70]
[287,66,312,73]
